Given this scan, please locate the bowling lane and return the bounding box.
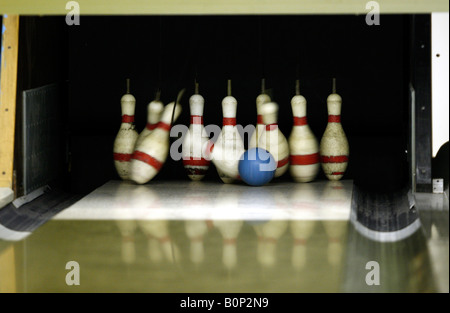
[0,180,448,293]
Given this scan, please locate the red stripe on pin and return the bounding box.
[331,172,345,175]
[114,153,132,162]
[205,141,214,154]
[277,156,289,168]
[321,155,348,163]
[290,153,320,165]
[132,150,163,171]
[257,115,263,125]
[146,123,157,131]
[293,116,308,126]
[266,123,278,131]
[156,121,171,131]
[122,115,134,123]
[190,115,203,125]
[223,117,236,126]
[182,157,211,167]
[328,115,341,123]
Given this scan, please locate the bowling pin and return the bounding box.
[135,90,164,148]
[130,100,182,184]
[249,79,271,149]
[288,80,320,183]
[185,220,209,265]
[206,80,245,183]
[113,79,139,180]
[214,220,243,271]
[182,82,210,180]
[258,102,290,178]
[320,78,349,181]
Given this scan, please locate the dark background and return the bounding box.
[16,15,412,194]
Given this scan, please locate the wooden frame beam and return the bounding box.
[0,0,448,15]
[0,15,19,189]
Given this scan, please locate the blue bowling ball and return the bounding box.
[238,148,276,186]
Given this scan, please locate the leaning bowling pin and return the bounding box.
[249,79,271,149]
[130,101,182,184]
[113,79,139,180]
[288,81,320,182]
[182,83,210,180]
[206,80,245,183]
[135,91,164,148]
[320,78,349,181]
[258,102,290,178]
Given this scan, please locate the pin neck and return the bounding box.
[156,121,171,131]
[146,123,158,131]
[190,115,204,125]
[223,117,236,126]
[293,116,307,126]
[265,123,278,131]
[328,115,341,123]
[122,115,134,123]
[257,115,264,125]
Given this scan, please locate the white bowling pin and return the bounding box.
[290,220,316,271]
[320,79,349,181]
[258,102,290,178]
[182,83,210,180]
[206,80,245,183]
[288,81,320,183]
[130,101,182,184]
[185,220,209,265]
[135,93,164,148]
[113,79,139,180]
[214,220,243,271]
[249,79,271,149]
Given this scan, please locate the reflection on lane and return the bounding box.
[53,180,353,221]
[0,180,445,292]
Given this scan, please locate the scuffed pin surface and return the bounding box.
[320,80,349,181]
[130,102,182,184]
[208,81,245,184]
[288,85,320,183]
[182,86,210,181]
[135,98,164,148]
[258,102,290,178]
[113,92,139,180]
